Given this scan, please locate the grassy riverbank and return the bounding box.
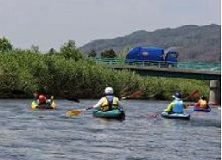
[0,41,209,100]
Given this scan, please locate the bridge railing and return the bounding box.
[93,58,169,67]
[91,58,221,71]
[177,62,221,71]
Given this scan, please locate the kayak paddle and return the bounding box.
[183,89,200,100]
[11,89,25,95]
[66,107,92,116]
[121,90,143,100]
[65,97,80,103]
[66,109,83,116]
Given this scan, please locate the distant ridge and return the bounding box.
[79,24,221,62]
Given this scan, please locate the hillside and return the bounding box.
[79,24,221,62]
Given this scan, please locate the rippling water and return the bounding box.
[0,99,220,160]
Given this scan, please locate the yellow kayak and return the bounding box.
[31,101,56,110]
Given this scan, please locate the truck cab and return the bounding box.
[164,51,178,67]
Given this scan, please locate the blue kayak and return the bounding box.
[193,107,211,112]
[93,109,125,120]
[161,111,190,120]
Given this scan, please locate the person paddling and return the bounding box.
[194,96,209,109]
[164,92,187,114]
[86,87,124,111]
[33,91,53,106]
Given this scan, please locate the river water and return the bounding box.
[0,99,220,160]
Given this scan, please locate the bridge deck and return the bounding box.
[93,58,221,80]
[108,64,221,80]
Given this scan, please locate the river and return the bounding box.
[0,99,220,160]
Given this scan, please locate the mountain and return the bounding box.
[79,24,221,62]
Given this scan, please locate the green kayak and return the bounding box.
[93,109,125,120]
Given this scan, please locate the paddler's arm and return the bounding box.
[184,103,189,108]
[164,102,174,112]
[117,98,124,110]
[86,97,104,110]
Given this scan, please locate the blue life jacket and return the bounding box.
[172,101,184,113]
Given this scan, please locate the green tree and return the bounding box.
[101,49,117,58]
[119,45,131,58]
[47,48,57,55]
[0,37,13,52]
[30,45,40,53]
[88,49,97,57]
[59,40,83,60]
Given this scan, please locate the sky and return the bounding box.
[0,0,221,51]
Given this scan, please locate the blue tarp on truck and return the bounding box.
[126,46,178,64]
[126,46,164,62]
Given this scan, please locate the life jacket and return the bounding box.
[100,96,118,111]
[198,99,208,108]
[172,100,184,113]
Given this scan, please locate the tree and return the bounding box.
[88,49,97,57]
[59,40,83,60]
[30,45,39,53]
[101,49,117,58]
[119,45,131,58]
[0,37,13,52]
[47,48,57,55]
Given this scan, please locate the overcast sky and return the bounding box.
[0,0,220,51]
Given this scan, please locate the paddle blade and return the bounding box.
[184,90,200,100]
[66,97,80,103]
[122,90,143,99]
[190,90,200,97]
[147,111,162,119]
[66,109,82,116]
[11,89,25,95]
[130,90,142,98]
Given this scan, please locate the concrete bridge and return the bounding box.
[93,58,221,105]
[109,65,220,80]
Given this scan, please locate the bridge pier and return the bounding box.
[209,80,221,105]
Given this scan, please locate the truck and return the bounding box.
[125,46,178,67]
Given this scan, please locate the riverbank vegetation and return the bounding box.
[0,37,209,100]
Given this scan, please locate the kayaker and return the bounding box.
[194,96,209,109]
[86,87,123,111]
[164,92,187,114]
[33,90,54,105]
[38,95,47,105]
[39,95,55,105]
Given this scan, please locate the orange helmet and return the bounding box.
[39,95,46,103]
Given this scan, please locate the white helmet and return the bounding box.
[105,87,114,94]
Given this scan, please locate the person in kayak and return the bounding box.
[33,91,53,105]
[194,96,209,109]
[38,95,47,104]
[86,87,123,111]
[164,92,187,114]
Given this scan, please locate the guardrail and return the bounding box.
[91,58,221,71]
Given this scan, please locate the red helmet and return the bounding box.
[39,95,46,103]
